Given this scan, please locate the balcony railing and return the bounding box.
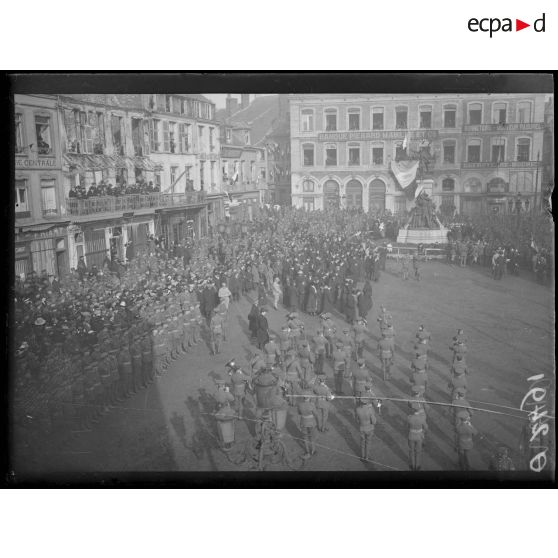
[66,191,206,217]
[461,160,542,169]
[463,122,545,132]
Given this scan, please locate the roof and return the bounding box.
[227,95,279,146]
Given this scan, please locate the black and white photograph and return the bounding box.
[5,73,555,485]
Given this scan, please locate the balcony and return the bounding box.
[463,122,545,133]
[65,191,206,217]
[461,160,543,170]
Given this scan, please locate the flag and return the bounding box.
[391,159,419,191]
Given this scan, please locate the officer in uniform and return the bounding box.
[407,407,428,471]
[264,334,281,370]
[332,341,347,395]
[352,318,368,360]
[353,358,371,405]
[284,348,302,406]
[339,327,355,380]
[449,365,468,398]
[378,333,394,380]
[312,329,328,376]
[298,340,315,389]
[415,324,431,344]
[228,361,251,418]
[450,339,468,364]
[209,308,224,355]
[297,392,319,459]
[456,416,477,470]
[278,324,292,365]
[410,354,428,393]
[216,300,229,342]
[313,376,334,432]
[321,313,337,359]
[356,394,377,462]
[381,319,395,353]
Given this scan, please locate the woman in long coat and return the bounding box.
[305,281,319,316]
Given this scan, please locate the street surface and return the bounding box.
[13,259,554,474]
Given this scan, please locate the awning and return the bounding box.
[63,153,130,172]
[133,157,156,171]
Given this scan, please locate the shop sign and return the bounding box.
[16,157,57,168]
[318,130,439,142]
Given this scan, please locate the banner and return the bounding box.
[390,159,419,191]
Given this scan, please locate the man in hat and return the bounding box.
[298,340,315,389]
[353,358,371,404]
[416,324,431,344]
[339,327,355,379]
[228,361,252,418]
[321,313,337,359]
[278,324,292,366]
[378,332,394,380]
[450,338,467,365]
[284,349,302,406]
[352,318,368,361]
[313,375,334,432]
[356,394,377,462]
[312,329,328,376]
[256,307,270,350]
[297,392,319,459]
[264,334,281,370]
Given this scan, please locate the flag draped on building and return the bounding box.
[390,159,419,192]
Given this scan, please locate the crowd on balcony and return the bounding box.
[68,179,161,199]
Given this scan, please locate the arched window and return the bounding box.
[372,107,384,130]
[325,144,337,166]
[419,105,432,129]
[517,101,532,124]
[443,104,457,128]
[442,178,455,192]
[463,177,482,193]
[491,137,506,163]
[346,180,363,209]
[324,108,337,131]
[348,108,361,131]
[395,106,408,129]
[301,109,314,132]
[492,102,507,125]
[302,179,314,192]
[468,102,483,125]
[487,177,508,194]
[371,142,384,165]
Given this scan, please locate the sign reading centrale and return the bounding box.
[16,158,57,168]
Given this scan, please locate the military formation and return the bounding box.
[13,206,522,471]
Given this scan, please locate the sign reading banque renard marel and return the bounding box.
[318,130,439,141]
[16,158,57,168]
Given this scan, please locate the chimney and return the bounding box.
[241,94,250,110]
[226,95,239,117]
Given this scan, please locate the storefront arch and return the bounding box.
[368,178,386,213]
[346,179,363,209]
[324,179,340,209]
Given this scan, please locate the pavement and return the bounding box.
[11,259,555,475]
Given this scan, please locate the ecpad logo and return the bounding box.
[468,13,546,37]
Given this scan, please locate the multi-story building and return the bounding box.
[15,94,69,279]
[289,93,547,216]
[14,93,224,278]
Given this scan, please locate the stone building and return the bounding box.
[289,93,547,217]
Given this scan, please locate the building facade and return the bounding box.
[289,94,547,216]
[14,93,224,279]
[15,94,69,279]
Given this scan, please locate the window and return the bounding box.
[325,144,337,166]
[325,109,337,131]
[301,109,314,132]
[15,113,25,153]
[302,180,314,192]
[166,95,172,112]
[468,103,483,125]
[250,162,255,182]
[155,171,161,189]
[41,179,57,216]
[111,114,124,154]
[303,143,314,166]
[178,123,189,153]
[15,179,29,215]
[517,138,531,162]
[150,119,160,151]
[491,138,506,163]
[517,101,532,123]
[35,115,52,155]
[395,141,406,162]
[226,129,231,142]
[198,126,204,150]
[372,144,384,165]
[211,162,216,185]
[444,105,456,128]
[493,102,507,125]
[348,143,360,165]
[170,166,178,186]
[169,122,176,153]
[348,109,360,131]
[372,107,384,130]
[163,121,170,152]
[419,107,432,129]
[131,118,143,156]
[200,161,205,190]
[442,178,455,191]
[467,139,481,163]
[443,142,456,164]
[209,128,215,151]
[395,107,408,129]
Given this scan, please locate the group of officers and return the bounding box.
[211,297,492,471]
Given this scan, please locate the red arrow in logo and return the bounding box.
[516,19,530,31]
